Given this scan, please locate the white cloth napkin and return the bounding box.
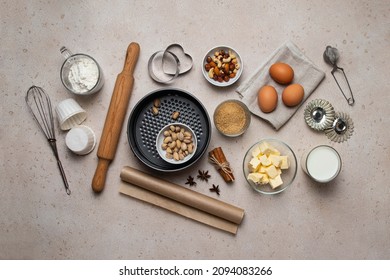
[236,40,325,130]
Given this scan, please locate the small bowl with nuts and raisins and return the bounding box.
[202,46,243,87]
[156,123,198,165]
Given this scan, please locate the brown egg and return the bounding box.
[269,62,294,84]
[258,85,278,113]
[282,84,304,107]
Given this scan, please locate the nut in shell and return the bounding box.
[157,123,197,163]
[163,136,172,144]
[153,98,161,108]
[152,106,159,116]
[166,152,173,159]
[172,111,180,120]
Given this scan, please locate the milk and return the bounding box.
[302,145,341,183]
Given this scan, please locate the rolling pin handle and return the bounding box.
[123,42,140,74]
[92,158,111,193]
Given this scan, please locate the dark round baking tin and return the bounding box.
[127,88,211,172]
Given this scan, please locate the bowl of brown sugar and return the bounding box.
[213,99,251,137]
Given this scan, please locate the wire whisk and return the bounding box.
[25,85,71,195]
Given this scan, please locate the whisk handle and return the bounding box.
[92,158,110,193]
[57,159,71,195]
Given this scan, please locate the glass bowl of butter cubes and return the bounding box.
[243,139,297,194]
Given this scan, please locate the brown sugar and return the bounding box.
[214,101,247,135]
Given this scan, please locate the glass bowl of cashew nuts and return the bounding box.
[202,45,243,87]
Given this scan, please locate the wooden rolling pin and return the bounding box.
[92,42,140,193]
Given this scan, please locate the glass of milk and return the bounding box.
[60,46,104,95]
[301,145,342,183]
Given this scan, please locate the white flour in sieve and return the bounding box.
[67,57,99,94]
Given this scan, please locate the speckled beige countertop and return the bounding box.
[1,0,389,260]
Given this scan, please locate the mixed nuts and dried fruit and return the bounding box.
[204,49,240,83]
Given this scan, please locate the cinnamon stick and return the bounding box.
[209,147,235,182]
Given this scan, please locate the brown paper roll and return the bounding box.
[120,166,245,225]
[119,182,239,234]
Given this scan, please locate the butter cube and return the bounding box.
[259,173,269,184]
[260,141,281,156]
[259,165,267,173]
[247,172,263,184]
[265,165,279,179]
[269,174,283,189]
[269,154,282,167]
[280,156,289,169]
[259,154,272,166]
[249,157,261,172]
[251,146,261,158]
[259,142,273,155]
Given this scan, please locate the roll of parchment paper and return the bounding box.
[119,166,245,233]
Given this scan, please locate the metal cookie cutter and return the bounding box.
[148,44,193,84]
[163,44,193,75]
[323,46,355,105]
[148,50,180,84]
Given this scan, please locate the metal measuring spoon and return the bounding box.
[323,46,355,105]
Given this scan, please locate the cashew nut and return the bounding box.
[208,68,214,78]
[229,50,236,59]
[212,57,222,68]
[222,57,232,63]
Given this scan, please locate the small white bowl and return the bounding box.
[65,125,96,155]
[55,98,87,130]
[202,45,243,87]
[156,123,197,165]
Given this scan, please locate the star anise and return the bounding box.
[209,184,220,195]
[185,175,197,187]
[197,170,211,182]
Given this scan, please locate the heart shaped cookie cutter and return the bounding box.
[163,44,193,75]
[148,44,193,84]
